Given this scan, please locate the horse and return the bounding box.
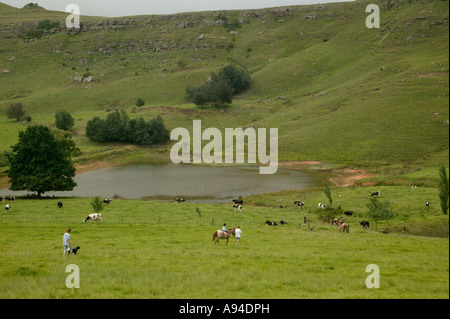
[339,223,349,233]
[213,228,235,245]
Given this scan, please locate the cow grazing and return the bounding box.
[233,204,243,212]
[57,201,63,209]
[84,213,102,223]
[359,221,370,230]
[318,203,326,209]
[5,196,15,201]
[233,199,244,205]
[103,199,112,204]
[371,191,381,197]
[265,220,277,226]
[279,220,287,225]
[294,201,305,208]
[412,185,418,189]
[343,211,354,217]
[175,198,186,203]
[426,201,430,210]
[4,204,11,213]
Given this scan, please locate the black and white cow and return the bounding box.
[294,201,305,208]
[371,191,381,197]
[4,204,11,213]
[233,199,244,205]
[359,221,370,230]
[343,211,354,217]
[279,220,287,225]
[57,201,63,209]
[175,198,186,203]
[233,205,242,212]
[103,199,112,204]
[265,220,278,226]
[426,201,430,210]
[318,203,326,209]
[84,213,102,223]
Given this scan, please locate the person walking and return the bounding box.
[235,226,242,245]
[63,228,73,255]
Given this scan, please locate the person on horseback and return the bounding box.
[222,223,229,234]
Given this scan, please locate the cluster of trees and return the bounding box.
[186,65,251,108]
[85,110,170,146]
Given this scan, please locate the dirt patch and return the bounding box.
[418,72,447,78]
[330,169,378,187]
[75,161,122,174]
[278,161,323,167]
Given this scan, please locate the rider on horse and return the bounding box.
[222,223,229,235]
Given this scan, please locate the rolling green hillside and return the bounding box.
[0,0,448,171]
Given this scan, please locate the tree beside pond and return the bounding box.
[85,110,170,146]
[7,125,77,197]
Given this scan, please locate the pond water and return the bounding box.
[1,163,331,203]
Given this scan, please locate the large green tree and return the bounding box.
[7,125,77,197]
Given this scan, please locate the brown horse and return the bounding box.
[339,222,348,233]
[213,228,235,245]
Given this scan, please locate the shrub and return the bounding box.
[367,197,394,231]
[438,166,449,215]
[6,103,26,122]
[135,98,145,107]
[323,182,333,204]
[55,110,75,131]
[91,196,104,213]
[36,19,59,30]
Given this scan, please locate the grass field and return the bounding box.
[0,184,448,299]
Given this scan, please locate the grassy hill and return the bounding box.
[0,0,448,174]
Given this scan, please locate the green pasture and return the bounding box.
[0,184,448,299]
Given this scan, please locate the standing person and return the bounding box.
[235,226,242,245]
[63,228,73,255]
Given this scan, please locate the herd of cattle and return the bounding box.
[1,187,432,233]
